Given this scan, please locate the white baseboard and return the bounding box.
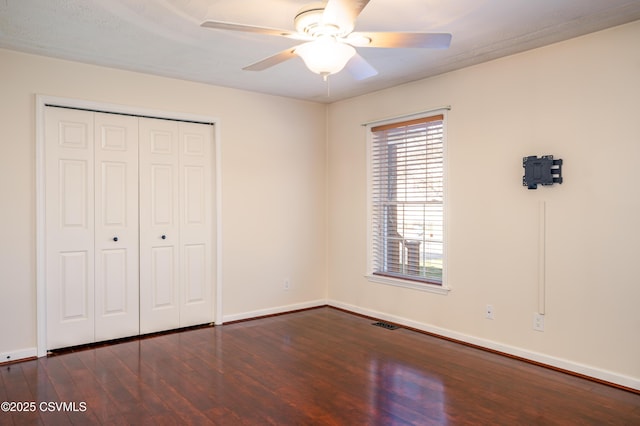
[221,299,328,324]
[328,299,640,392]
[0,347,37,364]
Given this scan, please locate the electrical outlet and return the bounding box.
[283,279,290,291]
[486,304,494,320]
[533,313,545,331]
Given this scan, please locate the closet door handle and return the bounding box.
[113,237,119,242]
[161,235,166,240]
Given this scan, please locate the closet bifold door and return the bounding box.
[139,118,181,334]
[45,107,214,349]
[93,113,140,342]
[139,118,214,333]
[45,108,140,350]
[45,107,96,350]
[178,122,214,327]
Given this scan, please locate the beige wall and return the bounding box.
[327,20,640,386]
[0,49,327,356]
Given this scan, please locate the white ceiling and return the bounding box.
[2,0,640,103]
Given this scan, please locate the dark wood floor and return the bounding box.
[1,307,639,425]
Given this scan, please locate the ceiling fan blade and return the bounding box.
[242,47,299,71]
[345,53,377,80]
[201,20,310,41]
[354,32,452,49]
[322,0,370,33]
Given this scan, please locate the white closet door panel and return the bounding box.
[100,249,127,313]
[151,246,175,306]
[101,162,127,224]
[184,244,206,303]
[60,160,90,228]
[150,165,174,226]
[59,251,90,320]
[184,166,205,225]
[94,113,139,341]
[179,122,214,327]
[45,107,95,349]
[139,118,180,334]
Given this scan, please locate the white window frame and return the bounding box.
[365,109,450,295]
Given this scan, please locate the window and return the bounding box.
[367,112,446,290]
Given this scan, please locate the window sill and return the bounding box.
[366,274,451,295]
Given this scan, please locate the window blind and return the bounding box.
[370,114,444,285]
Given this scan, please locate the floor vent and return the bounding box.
[372,321,400,330]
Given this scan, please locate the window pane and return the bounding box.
[370,115,444,285]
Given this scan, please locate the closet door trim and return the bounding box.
[36,95,222,357]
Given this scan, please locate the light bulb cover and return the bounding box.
[295,38,356,76]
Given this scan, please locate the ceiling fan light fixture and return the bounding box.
[295,37,356,78]
[201,0,450,81]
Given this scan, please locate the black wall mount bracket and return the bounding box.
[522,155,563,190]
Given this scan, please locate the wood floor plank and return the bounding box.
[1,307,639,425]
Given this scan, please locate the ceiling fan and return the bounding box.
[201,0,452,80]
